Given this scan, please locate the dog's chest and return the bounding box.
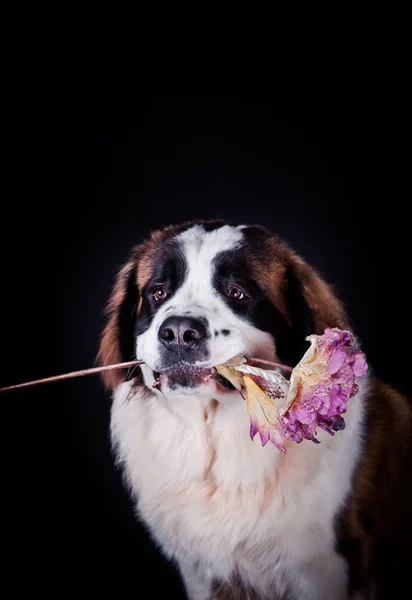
[111,388,353,582]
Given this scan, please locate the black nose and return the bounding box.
[158,316,208,350]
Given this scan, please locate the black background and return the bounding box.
[2,49,410,595]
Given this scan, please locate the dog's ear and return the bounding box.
[286,256,349,333]
[273,256,350,367]
[97,252,141,391]
[247,227,350,367]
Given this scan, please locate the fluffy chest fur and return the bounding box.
[111,379,366,599]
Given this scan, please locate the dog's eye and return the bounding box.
[227,286,244,300]
[153,287,167,301]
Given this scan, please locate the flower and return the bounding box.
[214,328,368,450]
[281,328,368,443]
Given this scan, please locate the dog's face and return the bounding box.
[136,224,278,398]
[98,220,348,399]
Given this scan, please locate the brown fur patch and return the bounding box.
[337,379,412,597]
[96,259,139,389]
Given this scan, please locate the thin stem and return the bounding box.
[0,355,293,394]
[245,357,293,373]
[0,360,144,393]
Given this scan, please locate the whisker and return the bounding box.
[127,362,142,380]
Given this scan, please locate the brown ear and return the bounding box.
[97,256,140,391]
[273,254,350,366]
[273,258,349,367]
[248,229,350,367]
[288,254,350,334]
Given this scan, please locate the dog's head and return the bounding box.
[98,220,348,400]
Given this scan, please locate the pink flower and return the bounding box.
[281,328,368,443]
[215,328,368,451]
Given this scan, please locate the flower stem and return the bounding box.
[0,360,145,393]
[245,357,293,373]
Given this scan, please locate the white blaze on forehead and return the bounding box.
[176,223,245,250]
[176,224,245,291]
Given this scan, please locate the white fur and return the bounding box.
[110,225,367,599]
[111,378,367,599]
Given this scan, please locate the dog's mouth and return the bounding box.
[152,364,236,392]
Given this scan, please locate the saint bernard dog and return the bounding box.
[97,220,412,599]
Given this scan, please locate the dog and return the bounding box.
[97,220,412,599]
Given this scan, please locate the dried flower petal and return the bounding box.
[235,363,289,408]
[215,364,244,391]
[235,362,290,389]
[243,376,286,452]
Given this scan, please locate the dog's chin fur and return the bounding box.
[99,221,412,600]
